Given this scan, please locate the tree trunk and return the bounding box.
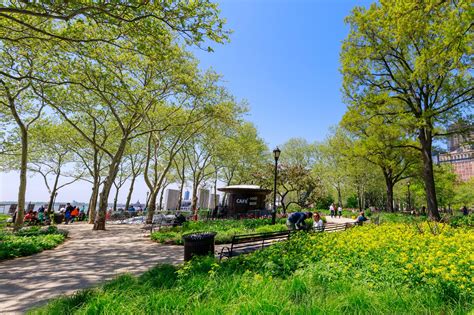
[93,139,128,230]
[357,185,363,212]
[15,127,28,228]
[191,184,198,220]
[113,185,119,211]
[125,175,136,211]
[336,183,343,208]
[159,187,166,211]
[94,176,114,230]
[419,128,440,220]
[177,177,185,210]
[213,176,218,210]
[384,174,394,212]
[47,173,60,213]
[88,181,99,224]
[146,190,158,224]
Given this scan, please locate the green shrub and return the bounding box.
[0,234,65,260]
[0,225,67,260]
[450,215,474,228]
[151,218,287,245]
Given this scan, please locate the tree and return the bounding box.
[0,46,46,228]
[1,1,229,230]
[315,130,350,207]
[276,138,319,212]
[112,162,131,212]
[209,124,264,209]
[215,122,268,205]
[68,110,111,223]
[342,108,419,212]
[28,121,83,213]
[0,2,229,51]
[454,177,474,208]
[341,0,473,220]
[123,144,146,212]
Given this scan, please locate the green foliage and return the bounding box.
[151,218,287,245]
[33,223,473,314]
[15,226,69,237]
[0,234,65,260]
[454,177,474,208]
[450,215,474,228]
[313,195,334,210]
[346,195,358,208]
[341,0,473,218]
[0,225,67,260]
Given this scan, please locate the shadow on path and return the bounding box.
[0,224,183,314]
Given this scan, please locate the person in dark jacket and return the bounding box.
[286,212,313,230]
[355,211,368,225]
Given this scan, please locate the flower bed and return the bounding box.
[33,223,473,314]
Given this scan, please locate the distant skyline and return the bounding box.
[0,0,372,203]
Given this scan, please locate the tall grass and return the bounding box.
[32,223,473,314]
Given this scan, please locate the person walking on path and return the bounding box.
[329,203,335,218]
[337,205,343,218]
[65,203,74,224]
[286,212,313,230]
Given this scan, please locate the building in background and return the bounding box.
[198,189,210,209]
[438,126,474,182]
[165,189,180,211]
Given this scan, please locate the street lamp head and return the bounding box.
[273,147,281,161]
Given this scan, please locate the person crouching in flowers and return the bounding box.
[355,211,368,225]
[286,211,313,230]
[313,212,324,232]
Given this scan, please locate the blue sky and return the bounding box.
[0,0,373,203]
[193,0,372,149]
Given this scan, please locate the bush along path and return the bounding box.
[151,218,288,245]
[31,222,473,314]
[0,226,68,261]
[0,223,183,313]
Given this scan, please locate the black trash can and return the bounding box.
[53,213,64,224]
[183,232,217,261]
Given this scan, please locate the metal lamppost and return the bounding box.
[407,181,411,211]
[272,147,281,225]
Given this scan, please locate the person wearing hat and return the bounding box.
[286,211,313,230]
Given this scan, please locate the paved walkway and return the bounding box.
[0,224,183,314]
[325,216,359,224]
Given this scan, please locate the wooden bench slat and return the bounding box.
[219,230,291,260]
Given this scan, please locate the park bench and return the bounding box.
[8,204,17,214]
[218,230,291,261]
[313,222,349,233]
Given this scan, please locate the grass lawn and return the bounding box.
[151,218,288,245]
[32,222,473,314]
[0,224,68,261]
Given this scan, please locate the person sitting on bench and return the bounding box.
[313,212,324,231]
[286,211,312,230]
